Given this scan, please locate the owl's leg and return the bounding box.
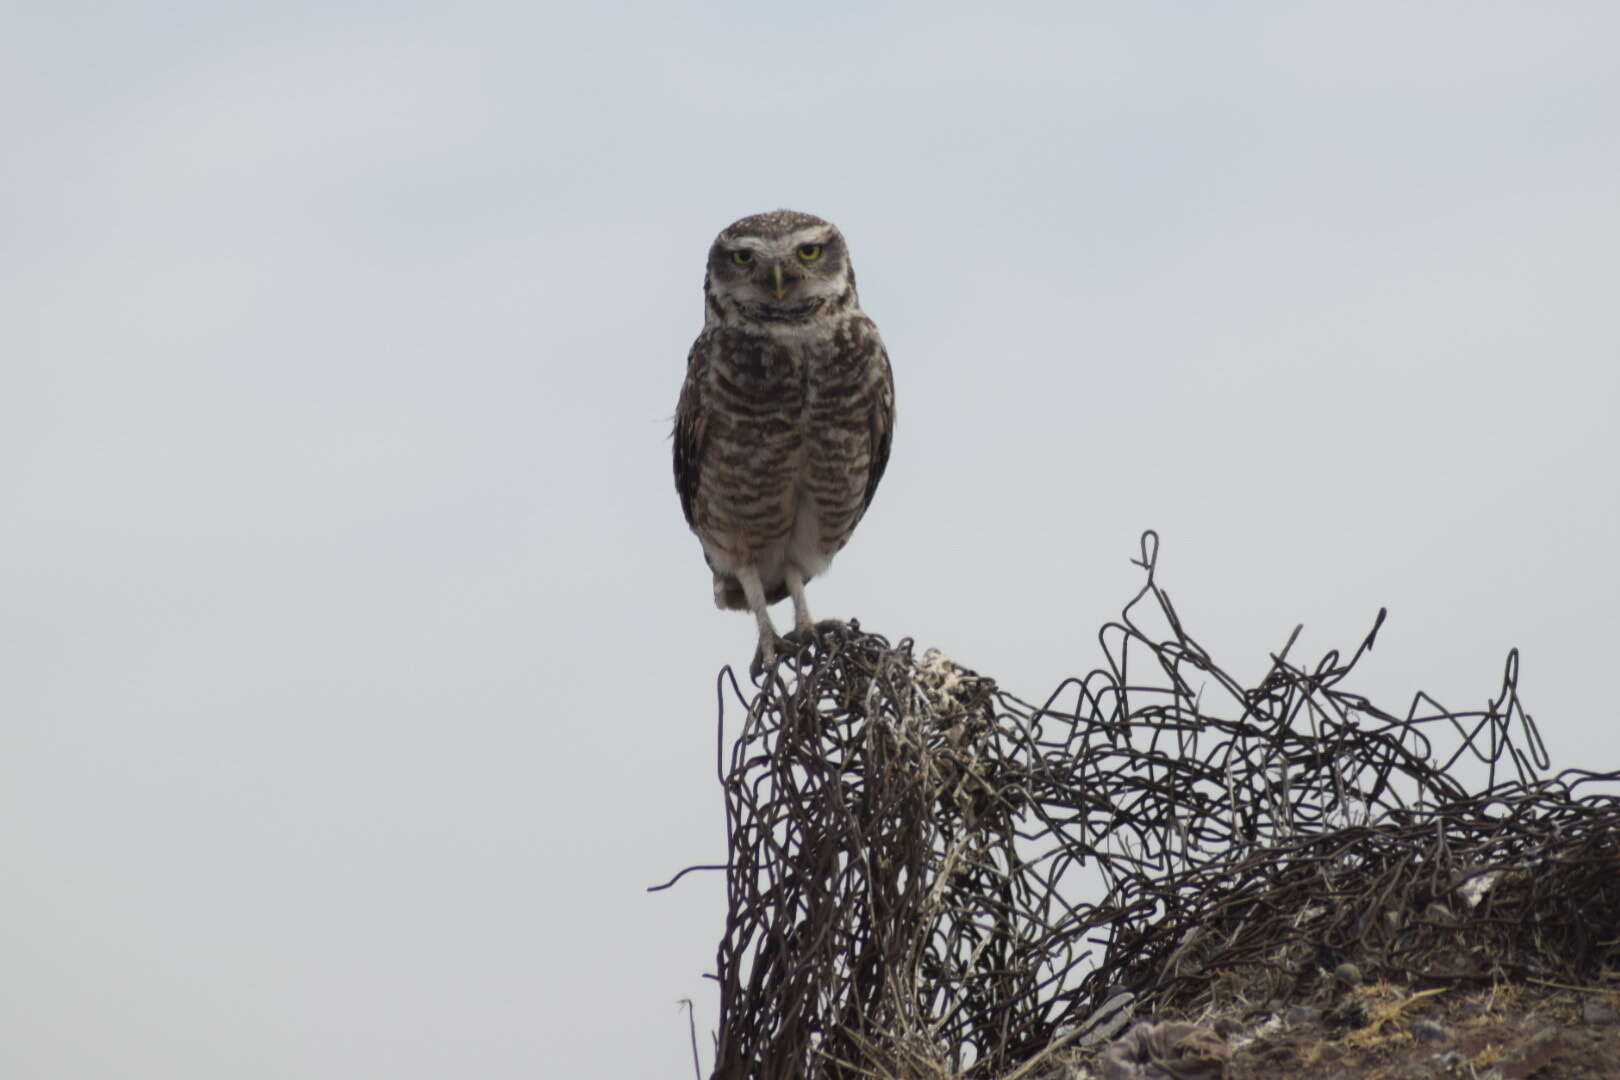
[781,569,848,651]
[735,566,780,677]
[784,566,813,636]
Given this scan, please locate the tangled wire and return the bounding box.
[660,532,1620,1079]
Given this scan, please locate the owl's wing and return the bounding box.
[860,351,895,516]
[672,333,711,529]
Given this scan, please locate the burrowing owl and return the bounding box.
[673,210,895,674]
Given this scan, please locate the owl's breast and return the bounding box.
[684,310,890,578]
[712,332,801,397]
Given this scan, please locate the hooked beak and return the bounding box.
[770,261,787,301]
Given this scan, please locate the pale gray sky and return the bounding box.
[4,3,1618,1076]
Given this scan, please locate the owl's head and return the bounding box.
[704,209,858,326]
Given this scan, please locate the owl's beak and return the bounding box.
[770,262,788,301]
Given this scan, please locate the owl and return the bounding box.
[673,210,895,674]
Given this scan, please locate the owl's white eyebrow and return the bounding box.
[722,229,834,253]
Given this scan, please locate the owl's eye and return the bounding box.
[730,250,754,265]
[797,244,823,261]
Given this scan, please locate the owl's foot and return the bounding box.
[775,620,854,671]
[752,624,841,677]
[749,632,786,679]
[783,618,849,646]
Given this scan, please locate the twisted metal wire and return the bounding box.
[664,531,1616,1078]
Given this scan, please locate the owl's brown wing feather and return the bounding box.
[860,350,895,517]
[672,334,710,529]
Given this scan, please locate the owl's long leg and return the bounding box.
[781,569,848,651]
[784,566,813,635]
[735,566,780,676]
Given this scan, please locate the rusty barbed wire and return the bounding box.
[663,531,1619,1078]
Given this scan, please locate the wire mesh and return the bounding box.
[660,531,1619,1078]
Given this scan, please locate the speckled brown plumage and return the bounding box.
[673,210,894,671]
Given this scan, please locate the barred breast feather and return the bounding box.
[674,312,893,611]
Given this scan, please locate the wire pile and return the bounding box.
[667,532,1619,1078]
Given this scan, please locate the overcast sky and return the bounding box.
[4,3,1618,1076]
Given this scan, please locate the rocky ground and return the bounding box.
[1222,983,1620,1079]
[1054,982,1620,1079]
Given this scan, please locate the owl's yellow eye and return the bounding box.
[730,250,753,265]
[797,244,823,261]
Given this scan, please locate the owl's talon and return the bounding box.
[750,635,785,679]
[775,620,853,667]
[782,620,835,644]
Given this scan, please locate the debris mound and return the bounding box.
[666,532,1620,1078]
